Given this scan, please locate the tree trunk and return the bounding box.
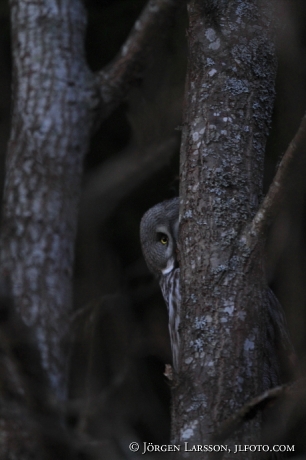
[174,0,277,456]
[0,0,98,399]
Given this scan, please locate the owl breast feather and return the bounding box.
[159,267,181,371]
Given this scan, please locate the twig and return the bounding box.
[212,379,305,443]
[249,112,306,238]
[96,0,183,122]
[70,294,126,325]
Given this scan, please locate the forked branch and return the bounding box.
[97,0,183,122]
[249,112,306,238]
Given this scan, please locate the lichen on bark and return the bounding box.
[175,0,277,456]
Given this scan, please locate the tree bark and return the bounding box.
[175,0,277,456]
[0,0,183,406]
[0,0,98,399]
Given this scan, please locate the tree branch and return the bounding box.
[96,0,183,122]
[80,136,179,227]
[249,112,306,239]
[212,379,305,443]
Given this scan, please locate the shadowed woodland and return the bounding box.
[0,0,306,458]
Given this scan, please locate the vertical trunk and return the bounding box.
[174,0,277,456]
[0,0,97,399]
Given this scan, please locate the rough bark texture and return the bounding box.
[0,0,98,399]
[175,0,277,457]
[0,0,183,406]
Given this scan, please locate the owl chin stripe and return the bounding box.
[161,258,175,275]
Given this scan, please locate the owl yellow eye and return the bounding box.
[160,235,168,245]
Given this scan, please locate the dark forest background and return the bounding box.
[1,0,306,457]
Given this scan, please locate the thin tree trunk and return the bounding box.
[0,0,182,411]
[175,0,277,456]
[0,0,97,399]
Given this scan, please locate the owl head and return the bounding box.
[140,198,179,277]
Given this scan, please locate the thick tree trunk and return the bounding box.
[0,0,97,399]
[175,0,277,456]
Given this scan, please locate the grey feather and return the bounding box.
[140,198,181,370]
[140,198,295,380]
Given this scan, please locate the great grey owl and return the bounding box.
[140,198,180,371]
[140,198,295,383]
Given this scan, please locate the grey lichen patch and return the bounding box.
[180,420,199,441]
[184,209,193,219]
[190,293,197,303]
[224,77,250,95]
[208,68,217,77]
[211,264,228,275]
[220,228,237,242]
[243,332,259,379]
[235,1,259,24]
[192,132,199,142]
[194,316,207,330]
[235,375,244,394]
[187,395,207,411]
[194,338,204,352]
[223,301,235,316]
[205,28,217,42]
[206,57,215,66]
[244,337,255,352]
[209,39,220,50]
